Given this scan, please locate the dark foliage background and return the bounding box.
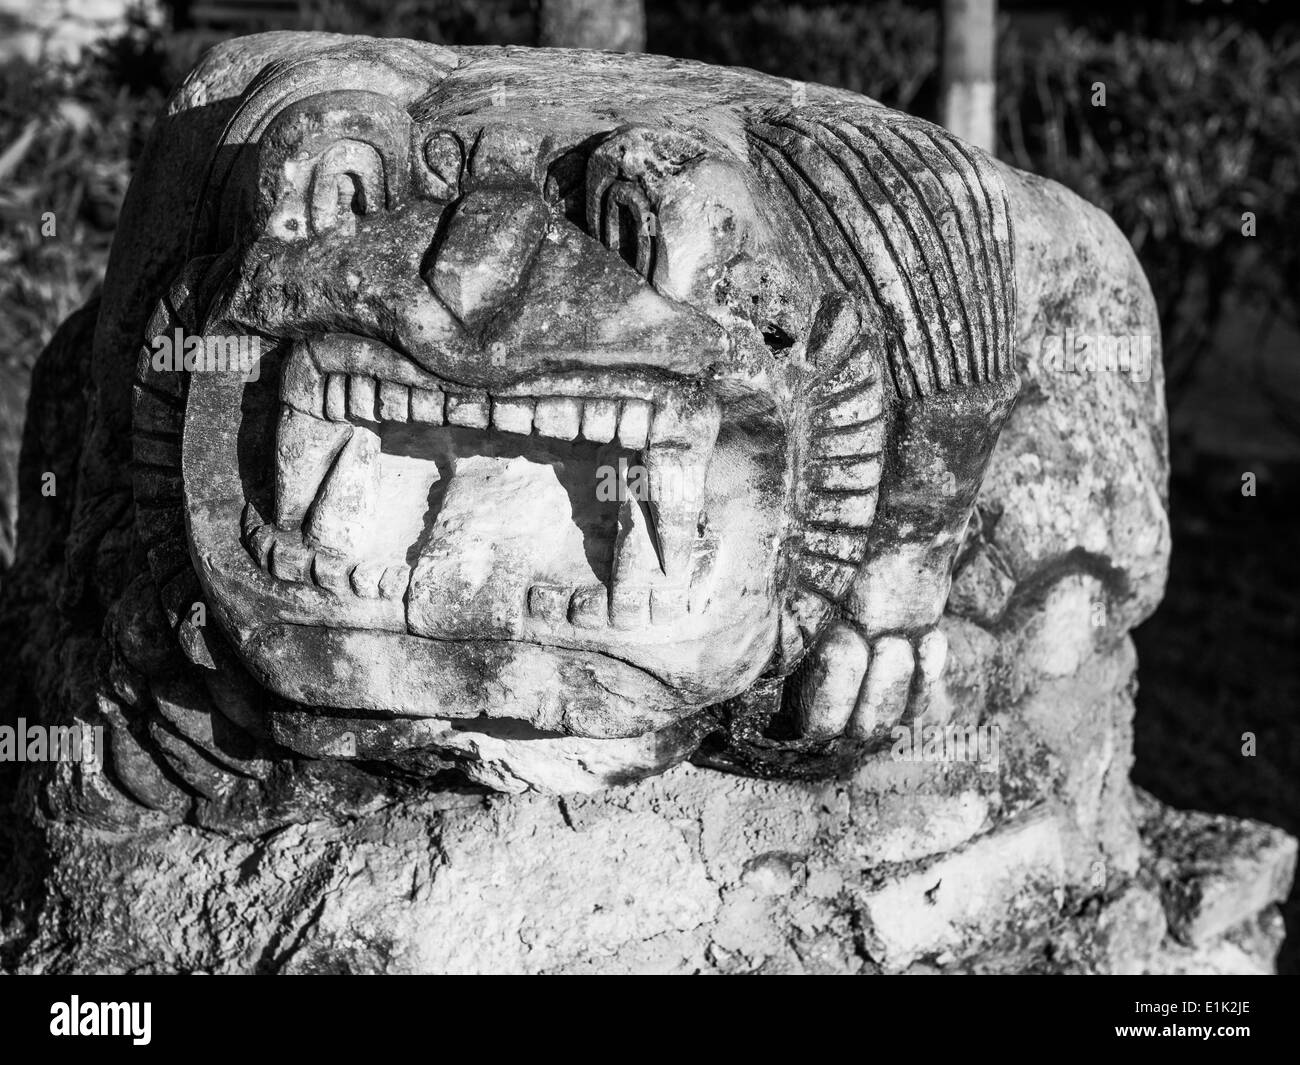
[1,0,1296,970]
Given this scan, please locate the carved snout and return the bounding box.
[426,189,549,329]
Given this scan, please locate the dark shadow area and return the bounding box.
[1132,456,1300,974]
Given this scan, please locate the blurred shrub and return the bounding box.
[212,0,938,112]
[0,16,165,567]
[295,0,535,46]
[998,23,1300,405]
[648,0,938,114]
[0,41,163,378]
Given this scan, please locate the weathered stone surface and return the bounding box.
[1144,909,1289,977]
[0,34,1293,975]
[1139,788,1297,949]
[857,810,1069,970]
[947,543,1016,625]
[11,766,1287,974]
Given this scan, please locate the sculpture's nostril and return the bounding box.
[613,203,639,268]
[425,190,548,328]
[607,188,658,279]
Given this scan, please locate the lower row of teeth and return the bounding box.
[242,514,722,622]
[243,512,409,599]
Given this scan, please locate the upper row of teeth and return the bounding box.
[287,371,656,448]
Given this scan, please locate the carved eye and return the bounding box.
[300,140,385,238]
[261,137,389,241]
[599,180,657,279]
[254,91,410,243]
[545,142,658,280]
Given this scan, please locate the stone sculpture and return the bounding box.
[124,35,1022,793]
[1,35,1291,973]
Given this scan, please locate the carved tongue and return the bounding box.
[302,424,381,557]
[274,407,352,529]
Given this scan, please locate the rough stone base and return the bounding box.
[6,759,1290,974]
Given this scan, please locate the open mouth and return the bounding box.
[240,334,727,637]
[174,314,792,723]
